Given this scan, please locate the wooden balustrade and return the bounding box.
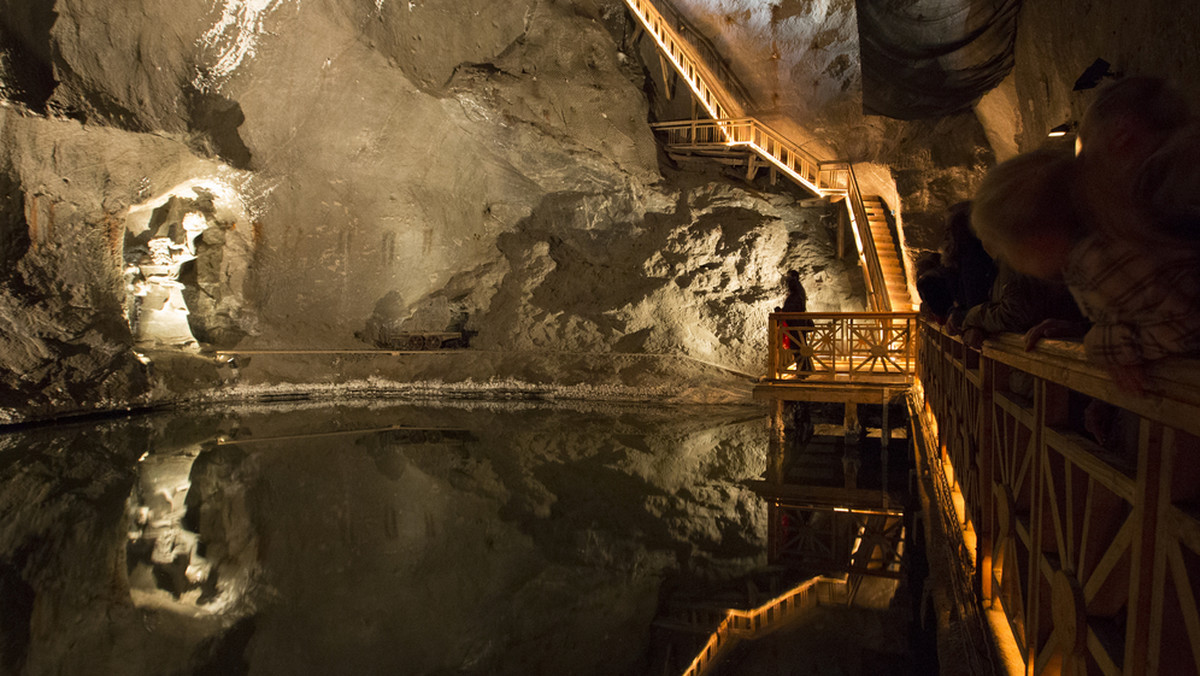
[633,0,754,107]
[822,161,890,311]
[650,118,841,196]
[766,312,917,384]
[915,321,1200,676]
[624,0,741,122]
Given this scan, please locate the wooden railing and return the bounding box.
[766,312,918,383]
[624,0,741,122]
[651,118,845,195]
[915,321,1200,676]
[823,161,890,311]
[681,576,845,676]
[632,0,754,108]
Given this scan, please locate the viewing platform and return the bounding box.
[753,312,916,405]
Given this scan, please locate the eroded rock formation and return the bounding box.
[0,0,863,421]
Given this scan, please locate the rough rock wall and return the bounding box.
[0,111,237,413]
[1000,0,1200,154]
[0,0,864,420]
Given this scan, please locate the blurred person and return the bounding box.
[777,270,814,373]
[1076,76,1199,244]
[956,260,1086,350]
[971,148,1200,392]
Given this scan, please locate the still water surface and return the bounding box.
[0,399,770,676]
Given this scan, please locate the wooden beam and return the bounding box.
[658,52,674,101]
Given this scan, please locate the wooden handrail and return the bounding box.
[915,321,1200,674]
[634,0,755,107]
[826,161,890,311]
[651,118,840,194]
[624,0,741,122]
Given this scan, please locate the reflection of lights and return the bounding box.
[681,577,844,676]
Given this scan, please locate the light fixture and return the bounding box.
[1047,122,1077,138]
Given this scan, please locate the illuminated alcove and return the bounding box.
[122,178,253,349]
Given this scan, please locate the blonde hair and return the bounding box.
[970,148,1080,255]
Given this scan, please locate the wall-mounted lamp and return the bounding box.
[1047,122,1077,138]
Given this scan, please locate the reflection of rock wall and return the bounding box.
[220,403,770,675]
[0,401,773,675]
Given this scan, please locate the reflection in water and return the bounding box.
[0,400,770,676]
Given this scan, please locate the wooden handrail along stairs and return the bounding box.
[623,0,912,311]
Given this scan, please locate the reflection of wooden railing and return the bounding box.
[766,312,917,383]
[681,576,845,676]
[914,321,1200,675]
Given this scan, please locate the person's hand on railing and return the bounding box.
[1023,319,1087,351]
[944,310,966,336]
[963,328,985,350]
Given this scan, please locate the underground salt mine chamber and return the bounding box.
[4,0,1200,674]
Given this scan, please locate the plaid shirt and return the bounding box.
[1065,233,1200,366]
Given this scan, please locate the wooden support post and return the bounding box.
[1128,420,1171,675]
[658,53,674,101]
[628,19,644,50]
[770,166,778,186]
[881,387,890,506]
[978,352,996,602]
[746,154,758,181]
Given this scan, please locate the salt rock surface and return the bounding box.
[0,0,862,420]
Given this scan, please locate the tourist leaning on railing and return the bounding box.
[968,78,1200,394]
[970,149,1200,393]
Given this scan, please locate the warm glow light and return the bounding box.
[681,577,842,676]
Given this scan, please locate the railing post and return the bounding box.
[1127,421,1172,674]
[768,314,780,379]
[977,344,995,602]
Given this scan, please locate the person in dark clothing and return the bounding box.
[955,260,1087,349]
[916,202,997,327]
[777,270,815,373]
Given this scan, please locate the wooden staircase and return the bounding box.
[623,0,912,311]
[861,196,912,310]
